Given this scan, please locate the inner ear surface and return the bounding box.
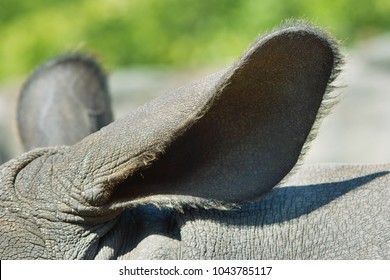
[114,28,337,203]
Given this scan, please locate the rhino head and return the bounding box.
[4,21,386,260]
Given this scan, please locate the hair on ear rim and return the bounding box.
[269,20,345,185]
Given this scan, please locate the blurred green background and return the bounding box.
[0,0,389,81]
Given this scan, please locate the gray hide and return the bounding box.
[0,21,389,260]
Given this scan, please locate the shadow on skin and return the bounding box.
[213,170,390,226]
[128,171,389,230]
[131,171,389,228]
[105,171,389,256]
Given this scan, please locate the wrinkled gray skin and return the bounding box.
[0,22,389,260]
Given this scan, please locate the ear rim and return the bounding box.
[273,21,343,184]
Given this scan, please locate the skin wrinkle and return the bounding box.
[9,151,58,212]
[0,209,47,258]
[12,151,103,224]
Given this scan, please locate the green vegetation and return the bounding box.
[0,0,389,81]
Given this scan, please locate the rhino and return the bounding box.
[0,21,389,259]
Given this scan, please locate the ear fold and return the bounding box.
[62,22,341,209]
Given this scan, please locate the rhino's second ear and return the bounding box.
[64,22,341,208]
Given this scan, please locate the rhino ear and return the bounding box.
[64,22,341,208]
[123,23,341,203]
[17,55,113,151]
